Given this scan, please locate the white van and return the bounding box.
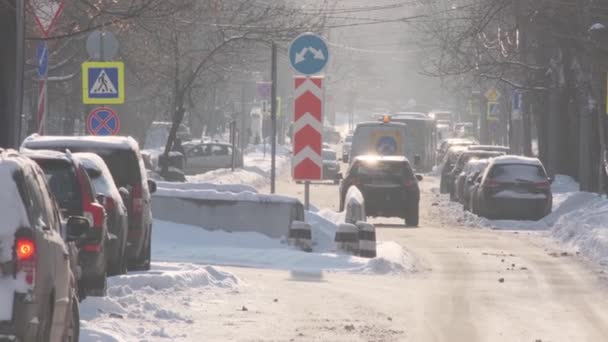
[350,121,408,163]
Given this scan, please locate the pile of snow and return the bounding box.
[152,219,412,275]
[186,143,291,189]
[80,263,239,341]
[156,180,256,194]
[154,188,295,203]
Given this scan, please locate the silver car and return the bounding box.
[184,142,244,174]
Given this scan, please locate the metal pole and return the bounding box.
[304,181,310,210]
[270,42,278,194]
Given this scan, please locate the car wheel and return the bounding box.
[87,272,107,297]
[405,202,419,227]
[108,240,126,276]
[36,298,53,342]
[139,228,152,271]
[65,294,80,342]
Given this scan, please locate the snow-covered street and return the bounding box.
[78,158,608,341]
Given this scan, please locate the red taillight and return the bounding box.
[404,179,414,187]
[16,239,35,260]
[85,202,105,229]
[132,184,144,216]
[15,238,36,286]
[534,181,551,189]
[484,179,501,188]
[83,244,102,253]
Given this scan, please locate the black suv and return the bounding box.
[0,151,81,341]
[23,135,157,271]
[339,155,422,226]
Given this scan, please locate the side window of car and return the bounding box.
[211,145,228,156]
[35,169,59,231]
[187,146,202,158]
[24,166,51,230]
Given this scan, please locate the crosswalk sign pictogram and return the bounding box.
[82,61,125,104]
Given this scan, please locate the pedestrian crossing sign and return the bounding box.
[82,61,125,104]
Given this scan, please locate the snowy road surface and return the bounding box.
[81,169,608,341]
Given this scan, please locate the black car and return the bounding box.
[22,135,157,271]
[447,150,505,201]
[25,151,109,297]
[455,159,490,210]
[322,149,340,184]
[339,155,422,226]
[0,151,81,341]
[439,145,468,194]
[472,156,553,220]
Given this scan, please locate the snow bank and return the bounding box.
[80,263,239,341]
[156,180,256,194]
[152,219,413,274]
[154,188,294,203]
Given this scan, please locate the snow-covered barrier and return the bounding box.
[344,186,366,224]
[156,181,257,194]
[357,221,377,258]
[152,189,304,238]
[288,221,312,252]
[335,223,359,254]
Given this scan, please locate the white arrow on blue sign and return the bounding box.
[37,41,48,77]
[288,33,329,75]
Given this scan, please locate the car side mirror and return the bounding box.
[416,174,423,181]
[95,193,106,206]
[148,180,157,194]
[66,216,91,242]
[414,155,421,166]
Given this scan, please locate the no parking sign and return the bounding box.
[87,107,120,136]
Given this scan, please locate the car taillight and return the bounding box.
[484,179,501,188]
[85,202,105,229]
[534,181,551,189]
[15,238,36,286]
[132,184,144,216]
[83,244,102,253]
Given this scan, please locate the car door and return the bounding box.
[33,167,71,340]
[185,145,207,173]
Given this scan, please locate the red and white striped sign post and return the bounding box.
[293,76,324,180]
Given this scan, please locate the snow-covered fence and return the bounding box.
[152,190,304,238]
[344,186,366,224]
[356,221,376,258]
[288,221,312,252]
[335,223,359,254]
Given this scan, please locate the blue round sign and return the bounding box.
[87,107,120,136]
[288,33,329,75]
[376,136,397,155]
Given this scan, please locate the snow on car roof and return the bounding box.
[354,155,409,163]
[467,145,510,151]
[74,152,121,199]
[0,152,35,263]
[490,155,543,166]
[22,134,140,151]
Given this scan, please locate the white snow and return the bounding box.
[75,152,122,200]
[22,134,140,152]
[80,262,239,341]
[490,155,543,166]
[156,181,256,194]
[152,219,412,275]
[154,188,296,203]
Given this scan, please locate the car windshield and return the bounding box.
[488,164,547,182]
[357,161,413,179]
[323,150,336,160]
[35,159,82,215]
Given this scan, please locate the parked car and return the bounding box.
[183,142,244,174]
[455,159,490,210]
[322,149,340,184]
[436,138,477,165]
[470,156,553,220]
[0,151,81,341]
[467,145,510,153]
[22,135,157,271]
[24,150,109,297]
[323,127,341,144]
[339,155,422,226]
[439,145,469,193]
[448,150,506,201]
[76,152,130,276]
[342,134,353,162]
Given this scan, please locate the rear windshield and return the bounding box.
[488,164,547,182]
[357,161,414,179]
[35,160,82,215]
[323,150,337,160]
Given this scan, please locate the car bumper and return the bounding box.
[80,250,106,280]
[483,196,551,219]
[0,295,41,341]
[361,188,419,218]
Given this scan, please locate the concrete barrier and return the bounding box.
[152,192,304,238]
[356,221,376,258]
[345,186,366,224]
[288,221,312,252]
[335,223,359,254]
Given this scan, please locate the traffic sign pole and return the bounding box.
[36,41,48,135]
[270,42,278,194]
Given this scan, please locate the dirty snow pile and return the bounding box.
[430,174,608,266]
[152,216,413,275]
[80,263,239,341]
[186,143,291,188]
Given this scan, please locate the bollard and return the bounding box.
[356,221,376,258]
[335,223,359,255]
[288,221,312,252]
